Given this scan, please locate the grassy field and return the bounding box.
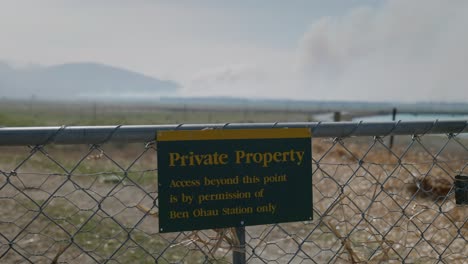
[0,100,467,263]
[0,99,318,127]
[0,100,318,263]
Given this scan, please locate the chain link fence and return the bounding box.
[0,121,467,263]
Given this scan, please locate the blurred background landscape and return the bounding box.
[1,0,468,128]
[1,2,468,263]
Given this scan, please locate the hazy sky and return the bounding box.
[1,0,467,102]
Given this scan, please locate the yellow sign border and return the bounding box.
[157,128,311,141]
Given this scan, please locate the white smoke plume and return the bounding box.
[183,63,305,99]
[186,0,468,102]
[298,0,468,102]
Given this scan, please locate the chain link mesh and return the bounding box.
[0,124,467,263]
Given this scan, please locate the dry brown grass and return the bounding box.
[0,135,467,263]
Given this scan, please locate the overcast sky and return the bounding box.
[1,0,467,102]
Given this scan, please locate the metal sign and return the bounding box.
[157,128,312,233]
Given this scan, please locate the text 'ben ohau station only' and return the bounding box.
[156,128,313,233]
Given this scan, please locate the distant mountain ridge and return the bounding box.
[0,61,179,99]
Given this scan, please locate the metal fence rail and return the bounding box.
[0,121,467,263]
[1,120,467,145]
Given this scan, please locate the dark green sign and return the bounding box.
[157,128,312,233]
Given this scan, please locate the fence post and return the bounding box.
[233,227,246,264]
[93,102,97,122]
[333,111,341,122]
[389,107,397,149]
